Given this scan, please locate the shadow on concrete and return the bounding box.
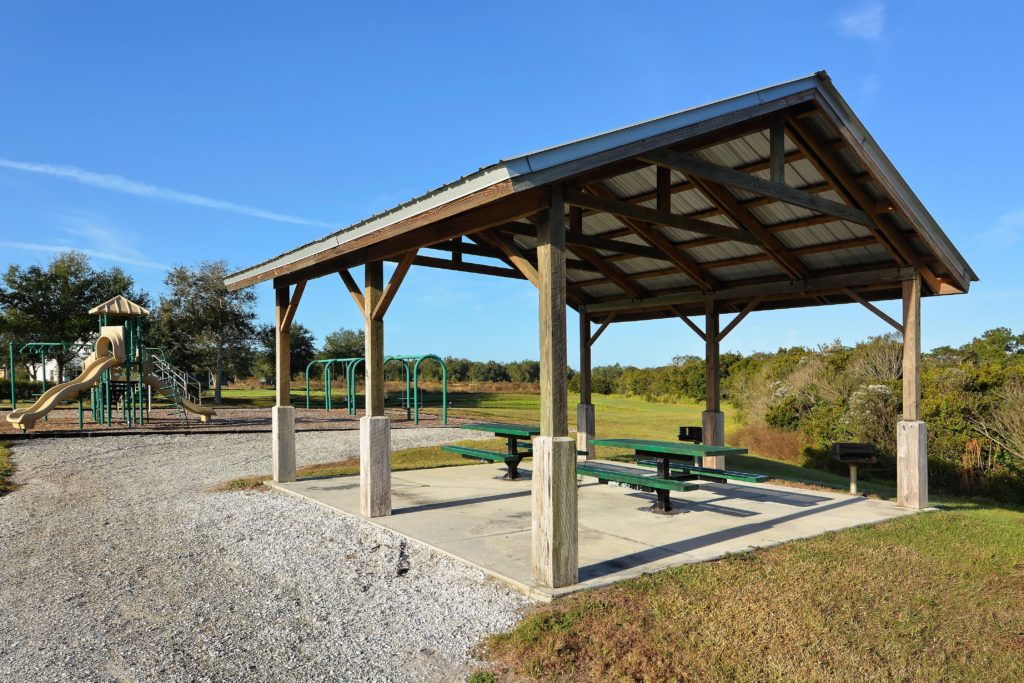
[393,488,533,515]
[579,495,864,581]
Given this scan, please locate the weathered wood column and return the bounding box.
[360,261,392,517]
[702,301,726,469]
[897,273,927,508]
[532,185,578,589]
[576,311,596,459]
[272,285,296,482]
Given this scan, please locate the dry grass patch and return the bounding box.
[481,501,1024,682]
[0,442,15,496]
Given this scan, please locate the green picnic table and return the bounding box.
[589,438,749,512]
[442,422,540,480]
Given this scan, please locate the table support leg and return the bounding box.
[504,436,523,480]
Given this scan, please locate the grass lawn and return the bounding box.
[480,499,1024,682]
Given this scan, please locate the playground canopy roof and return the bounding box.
[88,295,150,318]
[225,71,976,321]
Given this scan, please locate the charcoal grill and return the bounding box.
[832,442,877,495]
[678,425,703,444]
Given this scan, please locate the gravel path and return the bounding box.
[0,429,531,682]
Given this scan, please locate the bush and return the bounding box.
[0,379,43,402]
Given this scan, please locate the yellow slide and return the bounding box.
[6,325,127,431]
[6,354,121,430]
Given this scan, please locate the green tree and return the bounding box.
[149,261,256,403]
[319,328,365,360]
[0,251,147,381]
[253,322,317,383]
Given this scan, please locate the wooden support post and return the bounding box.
[770,123,786,184]
[272,285,296,483]
[577,311,595,459]
[702,301,726,470]
[360,261,391,517]
[897,273,927,509]
[533,185,578,589]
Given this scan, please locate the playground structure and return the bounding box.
[5,295,215,431]
[305,354,447,425]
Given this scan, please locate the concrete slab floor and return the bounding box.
[270,460,917,601]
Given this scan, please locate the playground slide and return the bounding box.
[5,354,120,430]
[139,372,216,422]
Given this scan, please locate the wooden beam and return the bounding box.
[579,312,591,402]
[843,288,903,333]
[372,249,417,321]
[902,274,921,421]
[689,176,808,279]
[364,261,385,417]
[478,231,542,288]
[564,187,762,246]
[639,149,873,227]
[280,281,305,331]
[705,300,720,413]
[584,266,916,314]
[498,222,662,259]
[716,295,763,342]
[338,269,365,313]
[672,305,706,341]
[537,185,568,438]
[397,254,525,280]
[770,123,786,184]
[588,314,616,348]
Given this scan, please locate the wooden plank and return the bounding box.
[843,288,903,333]
[537,185,568,438]
[902,274,921,421]
[716,295,762,342]
[640,148,873,227]
[274,286,291,408]
[280,281,305,331]
[563,187,762,246]
[338,269,365,313]
[372,249,418,321]
[364,261,385,417]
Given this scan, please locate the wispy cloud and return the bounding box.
[1,211,172,270]
[837,1,886,40]
[0,158,337,229]
[980,208,1024,247]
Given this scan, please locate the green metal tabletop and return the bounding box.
[461,422,541,438]
[589,438,747,457]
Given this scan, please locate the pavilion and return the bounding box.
[225,72,976,590]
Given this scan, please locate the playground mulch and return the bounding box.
[3,406,463,438]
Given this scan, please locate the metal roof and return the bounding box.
[225,71,976,323]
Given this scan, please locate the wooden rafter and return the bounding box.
[586,181,718,291]
[479,229,585,306]
[393,254,524,280]
[689,176,808,279]
[568,242,646,298]
[785,116,942,294]
[639,149,872,227]
[564,187,761,246]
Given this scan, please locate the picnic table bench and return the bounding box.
[441,422,539,480]
[586,438,752,513]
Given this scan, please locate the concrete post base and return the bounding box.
[576,403,595,459]
[531,436,578,588]
[702,410,726,470]
[897,420,928,509]
[360,415,392,517]
[272,406,296,483]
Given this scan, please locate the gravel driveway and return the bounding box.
[0,429,531,682]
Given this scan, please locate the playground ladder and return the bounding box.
[145,352,202,428]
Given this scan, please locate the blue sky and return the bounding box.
[1,1,1021,367]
